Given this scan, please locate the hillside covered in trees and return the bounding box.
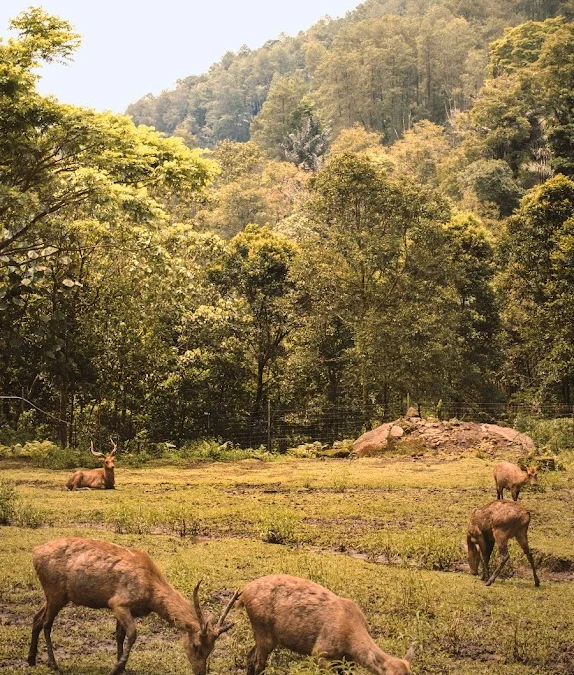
[127,0,574,149]
[1,1,574,451]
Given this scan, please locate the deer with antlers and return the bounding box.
[66,439,117,490]
[240,574,414,675]
[467,500,540,587]
[28,537,239,675]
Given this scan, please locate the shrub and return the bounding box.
[515,415,574,452]
[259,509,300,545]
[14,503,46,528]
[0,480,18,524]
[38,445,83,470]
[0,480,47,527]
[20,440,59,461]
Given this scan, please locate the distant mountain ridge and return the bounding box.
[126,0,572,148]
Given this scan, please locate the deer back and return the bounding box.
[241,575,370,656]
[33,538,160,610]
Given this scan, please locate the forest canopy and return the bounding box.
[1,0,574,451]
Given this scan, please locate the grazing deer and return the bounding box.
[467,500,540,587]
[494,461,538,500]
[66,439,117,490]
[28,537,239,675]
[239,574,414,675]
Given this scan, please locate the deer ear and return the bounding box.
[404,645,415,665]
[174,618,186,631]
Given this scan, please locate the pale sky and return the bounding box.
[0,1,361,113]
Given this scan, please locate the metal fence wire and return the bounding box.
[2,396,574,450]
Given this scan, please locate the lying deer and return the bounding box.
[66,439,117,490]
[240,574,414,675]
[494,460,538,500]
[28,537,239,675]
[467,500,540,587]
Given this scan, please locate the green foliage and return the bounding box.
[126,0,570,154]
[515,415,574,451]
[0,479,46,527]
[499,175,574,402]
[459,159,524,216]
[0,481,18,525]
[259,509,301,545]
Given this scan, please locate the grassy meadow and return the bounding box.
[1,453,574,674]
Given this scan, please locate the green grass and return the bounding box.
[1,454,573,674]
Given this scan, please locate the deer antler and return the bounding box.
[193,580,206,633]
[110,437,118,456]
[215,589,241,635]
[90,441,105,458]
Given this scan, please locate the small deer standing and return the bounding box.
[467,500,540,587]
[66,439,117,490]
[240,574,414,675]
[494,460,538,500]
[28,537,239,675]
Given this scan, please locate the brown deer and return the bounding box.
[466,500,540,587]
[28,537,239,675]
[239,574,414,675]
[66,439,117,490]
[494,461,538,500]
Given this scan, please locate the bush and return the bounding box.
[13,503,46,528]
[175,439,271,462]
[259,509,300,545]
[39,445,84,470]
[515,415,574,452]
[19,440,59,461]
[0,479,47,527]
[0,480,18,524]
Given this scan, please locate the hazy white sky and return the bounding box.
[0,1,360,113]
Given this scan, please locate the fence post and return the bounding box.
[267,398,271,453]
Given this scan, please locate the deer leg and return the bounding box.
[511,487,520,501]
[116,620,126,660]
[109,605,137,675]
[250,637,275,675]
[246,646,256,675]
[485,540,509,586]
[481,534,495,582]
[42,599,65,672]
[28,603,46,666]
[516,531,540,587]
[496,487,503,500]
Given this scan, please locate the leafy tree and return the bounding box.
[459,159,524,216]
[211,225,300,415]
[301,153,465,408]
[282,103,330,171]
[388,120,450,187]
[0,9,216,444]
[498,175,574,403]
[250,74,310,159]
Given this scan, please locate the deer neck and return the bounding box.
[103,466,115,488]
[153,584,199,631]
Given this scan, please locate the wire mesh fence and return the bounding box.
[188,401,574,451]
[2,395,574,450]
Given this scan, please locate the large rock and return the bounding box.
[352,415,536,458]
[352,423,393,457]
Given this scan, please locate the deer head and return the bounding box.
[90,439,116,470]
[526,466,538,486]
[466,533,480,575]
[180,581,240,675]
